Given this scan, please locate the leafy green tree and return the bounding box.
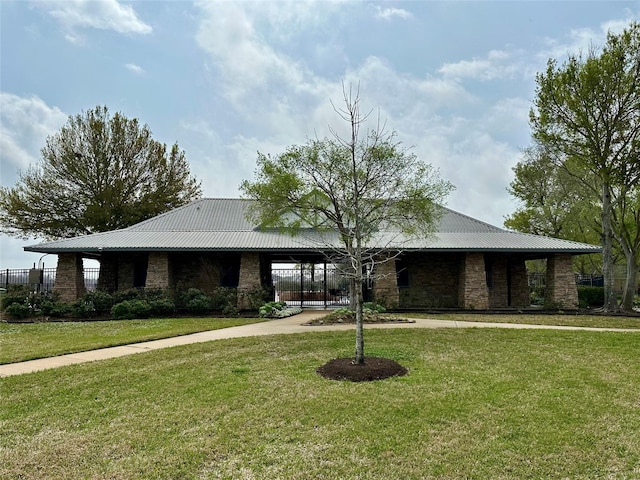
[241,86,453,364]
[0,105,202,239]
[529,22,640,311]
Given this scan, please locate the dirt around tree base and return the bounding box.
[316,356,408,382]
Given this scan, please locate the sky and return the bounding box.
[1,0,639,269]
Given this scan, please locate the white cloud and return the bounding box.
[371,5,413,21]
[125,63,144,75]
[538,15,638,62]
[34,0,152,39]
[191,1,530,228]
[438,49,521,81]
[0,93,68,185]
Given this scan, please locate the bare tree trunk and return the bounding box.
[354,261,365,365]
[602,182,619,312]
[620,250,638,310]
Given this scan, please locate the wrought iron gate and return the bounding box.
[272,263,350,308]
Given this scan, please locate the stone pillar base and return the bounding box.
[458,253,489,309]
[53,253,85,302]
[545,254,578,309]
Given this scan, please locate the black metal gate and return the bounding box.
[272,263,350,308]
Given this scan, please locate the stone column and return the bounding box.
[237,252,262,310]
[545,253,578,309]
[53,253,85,302]
[373,259,399,309]
[458,252,489,309]
[97,253,118,293]
[488,255,508,308]
[146,252,170,290]
[510,257,530,307]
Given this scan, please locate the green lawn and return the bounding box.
[405,312,640,329]
[2,328,640,479]
[0,317,264,364]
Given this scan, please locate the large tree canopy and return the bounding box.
[528,22,640,311]
[241,87,454,363]
[0,106,202,239]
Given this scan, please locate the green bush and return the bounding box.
[2,287,70,320]
[242,287,273,311]
[1,285,32,310]
[578,286,604,308]
[363,302,386,314]
[148,298,176,316]
[180,288,212,315]
[210,287,237,312]
[111,300,153,320]
[4,302,31,319]
[38,293,71,317]
[259,301,287,318]
[258,301,302,318]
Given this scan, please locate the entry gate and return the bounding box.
[272,263,350,308]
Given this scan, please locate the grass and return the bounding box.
[2,328,640,479]
[402,312,640,329]
[0,317,264,364]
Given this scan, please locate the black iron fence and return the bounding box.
[529,273,608,290]
[1,267,101,292]
[272,265,351,308]
[0,266,612,301]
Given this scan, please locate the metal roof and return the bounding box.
[24,198,602,255]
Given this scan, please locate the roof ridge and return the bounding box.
[126,198,210,230]
[440,205,505,232]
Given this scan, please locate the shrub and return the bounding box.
[180,288,212,315]
[363,302,386,314]
[148,298,176,316]
[210,287,237,312]
[242,287,273,311]
[80,290,114,315]
[259,301,287,318]
[1,285,32,311]
[258,301,302,318]
[111,300,153,320]
[2,288,70,320]
[71,298,97,318]
[578,286,604,309]
[4,302,31,319]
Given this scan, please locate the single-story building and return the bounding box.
[24,198,601,310]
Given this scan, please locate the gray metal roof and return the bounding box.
[24,198,602,255]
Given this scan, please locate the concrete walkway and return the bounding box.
[2,311,639,377]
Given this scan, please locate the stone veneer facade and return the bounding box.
[237,252,263,310]
[52,250,579,310]
[372,258,400,308]
[146,252,171,289]
[458,252,489,310]
[545,253,579,308]
[52,253,85,303]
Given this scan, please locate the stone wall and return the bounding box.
[146,252,171,289]
[487,254,508,308]
[399,253,461,308]
[97,253,118,293]
[237,252,262,310]
[545,253,578,309]
[458,252,489,309]
[373,259,399,308]
[510,258,530,307]
[53,253,85,302]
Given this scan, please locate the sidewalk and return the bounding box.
[2,311,639,377]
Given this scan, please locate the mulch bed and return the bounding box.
[316,356,408,382]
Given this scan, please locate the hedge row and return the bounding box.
[0,285,268,320]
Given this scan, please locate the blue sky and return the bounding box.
[1,0,639,269]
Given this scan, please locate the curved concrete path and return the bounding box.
[2,311,639,377]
